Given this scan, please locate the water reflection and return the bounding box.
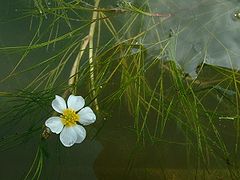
[146,0,240,77]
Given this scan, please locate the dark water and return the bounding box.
[0,0,240,179]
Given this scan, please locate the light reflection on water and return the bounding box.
[147,0,240,78]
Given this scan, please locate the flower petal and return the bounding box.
[73,125,86,143]
[45,117,63,134]
[67,95,85,111]
[52,95,67,113]
[78,107,96,125]
[60,127,77,147]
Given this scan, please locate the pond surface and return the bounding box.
[0,0,240,179]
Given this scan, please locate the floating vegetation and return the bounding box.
[45,94,96,147]
[0,0,240,179]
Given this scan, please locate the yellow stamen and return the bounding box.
[61,109,79,127]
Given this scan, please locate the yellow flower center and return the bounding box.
[60,109,80,127]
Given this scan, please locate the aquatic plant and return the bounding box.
[45,94,96,147]
[0,0,240,179]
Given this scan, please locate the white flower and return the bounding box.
[45,94,96,147]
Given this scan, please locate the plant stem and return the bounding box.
[68,36,90,93]
[88,0,100,111]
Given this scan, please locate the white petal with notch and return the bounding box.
[73,125,86,143]
[52,95,67,113]
[78,107,96,125]
[67,95,85,111]
[45,117,63,134]
[60,127,78,147]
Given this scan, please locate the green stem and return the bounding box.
[88,0,100,111]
